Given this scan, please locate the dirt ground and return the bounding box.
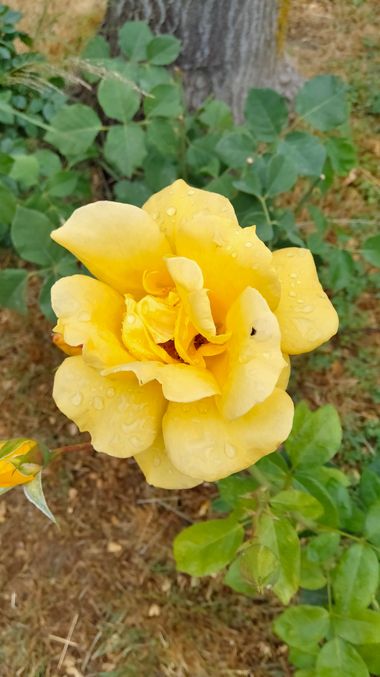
[1,1,379,675]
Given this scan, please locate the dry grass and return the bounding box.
[1,0,380,675]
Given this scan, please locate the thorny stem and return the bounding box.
[51,442,93,456]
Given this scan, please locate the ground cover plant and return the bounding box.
[0,1,379,675]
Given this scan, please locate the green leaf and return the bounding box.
[206,173,236,199]
[295,75,349,131]
[146,118,179,157]
[364,500,380,546]
[199,100,233,131]
[216,129,256,168]
[278,132,326,177]
[326,137,357,175]
[186,135,221,177]
[0,268,28,314]
[9,154,39,188]
[359,467,380,508]
[293,473,339,527]
[97,75,140,122]
[143,152,178,191]
[146,35,181,65]
[286,402,342,469]
[45,104,101,157]
[223,556,257,597]
[333,609,380,645]
[333,544,379,614]
[253,451,289,488]
[316,638,369,677]
[34,149,61,177]
[82,34,110,59]
[118,21,153,61]
[362,235,380,268]
[104,124,147,177]
[47,170,78,198]
[274,605,329,650]
[295,669,316,677]
[256,513,300,604]
[11,206,57,265]
[217,474,258,509]
[289,645,319,669]
[23,472,55,522]
[0,182,16,224]
[239,543,278,592]
[137,63,172,92]
[144,83,183,118]
[245,88,288,142]
[265,154,298,196]
[356,645,380,675]
[174,517,244,576]
[271,489,323,519]
[114,179,151,206]
[300,551,327,590]
[306,533,340,564]
[324,248,356,292]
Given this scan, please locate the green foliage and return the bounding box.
[0,11,368,321]
[174,402,380,676]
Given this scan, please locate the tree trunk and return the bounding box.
[102,0,301,120]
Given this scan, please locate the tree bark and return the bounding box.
[102,0,301,120]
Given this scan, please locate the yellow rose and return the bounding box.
[50,180,338,489]
[0,439,40,488]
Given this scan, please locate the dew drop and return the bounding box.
[78,311,91,321]
[153,456,161,467]
[106,387,115,397]
[93,396,104,410]
[152,212,159,220]
[225,444,236,459]
[166,207,176,216]
[297,298,304,304]
[245,241,253,248]
[290,272,297,279]
[302,305,314,313]
[286,252,295,258]
[126,315,136,325]
[71,392,82,406]
[231,252,237,258]
[187,189,195,196]
[289,291,297,298]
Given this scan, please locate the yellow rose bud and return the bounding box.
[0,439,41,488]
[50,180,338,489]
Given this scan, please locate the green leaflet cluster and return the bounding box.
[174,402,380,677]
[0,11,379,319]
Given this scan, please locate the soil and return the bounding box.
[1,1,379,675]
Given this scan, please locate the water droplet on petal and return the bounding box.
[289,291,296,298]
[187,189,195,196]
[225,444,236,459]
[126,315,136,325]
[71,392,82,406]
[152,212,159,220]
[245,241,253,248]
[231,252,237,258]
[290,272,297,279]
[287,252,295,258]
[153,456,161,467]
[93,396,104,410]
[302,305,314,313]
[297,298,304,304]
[106,387,115,397]
[166,207,176,216]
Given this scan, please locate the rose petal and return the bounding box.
[135,435,200,489]
[53,356,165,458]
[273,247,339,354]
[163,389,294,481]
[51,201,172,296]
